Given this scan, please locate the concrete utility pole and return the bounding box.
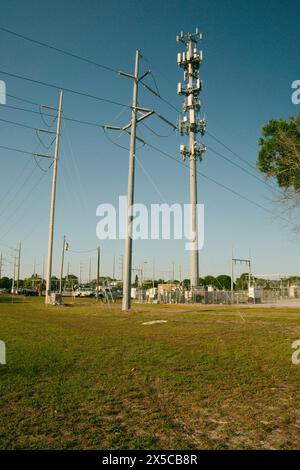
[79,261,83,285]
[231,248,234,304]
[0,252,2,279]
[177,29,206,290]
[16,242,21,294]
[105,51,151,311]
[12,256,16,294]
[89,257,92,283]
[45,90,63,304]
[96,246,100,299]
[152,258,155,289]
[121,50,139,311]
[119,255,124,281]
[105,51,176,310]
[59,235,67,295]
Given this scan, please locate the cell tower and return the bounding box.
[177,28,206,289]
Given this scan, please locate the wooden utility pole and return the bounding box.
[45,90,63,304]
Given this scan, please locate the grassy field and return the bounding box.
[0,295,300,450]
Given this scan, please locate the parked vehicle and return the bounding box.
[74,285,95,297]
[18,288,38,296]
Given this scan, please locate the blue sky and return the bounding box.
[0,0,300,281]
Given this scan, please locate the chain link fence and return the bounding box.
[132,286,295,305]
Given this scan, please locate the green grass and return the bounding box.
[0,295,300,449]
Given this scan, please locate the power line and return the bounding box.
[141,139,299,230]
[0,163,37,215]
[141,77,283,196]
[0,116,39,131]
[0,144,52,158]
[0,26,119,74]
[0,68,131,108]
[141,63,280,182]
[1,97,287,201]
[68,248,98,254]
[141,120,175,138]
[1,102,105,128]
[206,144,283,195]
[0,168,51,240]
[205,130,259,173]
[7,93,42,107]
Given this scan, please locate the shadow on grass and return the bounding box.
[0,295,27,304]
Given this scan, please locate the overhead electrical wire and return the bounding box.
[0,96,286,198]
[2,100,105,128]
[206,144,283,196]
[0,116,40,131]
[0,69,131,108]
[1,90,289,204]
[0,168,51,240]
[140,75,284,196]
[0,26,119,74]
[1,27,281,193]
[0,144,52,158]
[141,139,299,231]
[139,59,281,186]
[68,248,98,254]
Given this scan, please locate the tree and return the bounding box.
[64,274,78,289]
[203,275,216,287]
[235,273,250,291]
[50,276,59,290]
[133,274,139,288]
[0,277,11,289]
[257,113,300,206]
[215,275,231,290]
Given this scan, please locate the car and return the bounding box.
[74,285,95,297]
[19,288,38,296]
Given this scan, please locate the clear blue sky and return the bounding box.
[0,0,300,281]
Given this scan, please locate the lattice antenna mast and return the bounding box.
[177,28,206,289]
